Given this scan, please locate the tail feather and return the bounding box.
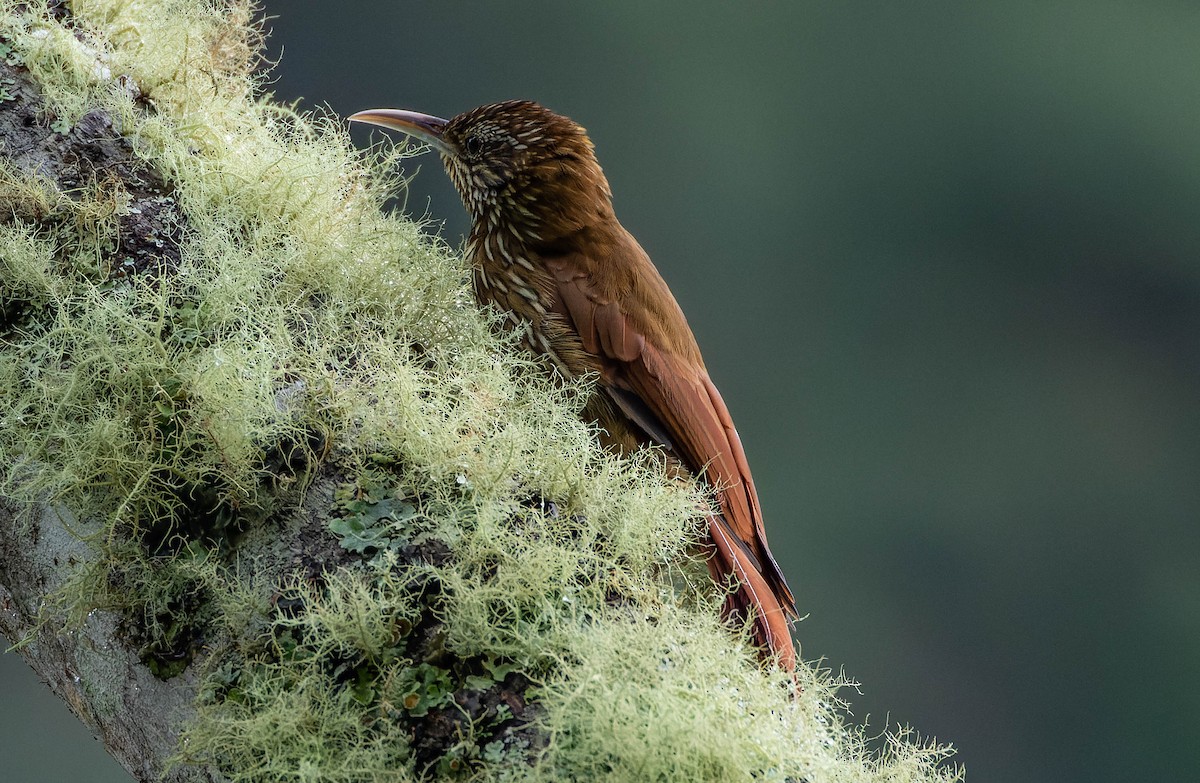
[708,513,797,670]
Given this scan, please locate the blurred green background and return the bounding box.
[4,2,1198,780]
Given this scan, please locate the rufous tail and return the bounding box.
[707,514,797,671]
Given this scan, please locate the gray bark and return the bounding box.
[0,503,214,782]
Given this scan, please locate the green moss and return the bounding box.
[0,1,960,781]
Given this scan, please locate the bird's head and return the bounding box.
[350,100,613,241]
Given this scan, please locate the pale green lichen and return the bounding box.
[0,1,960,781]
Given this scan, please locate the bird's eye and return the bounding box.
[464,135,483,157]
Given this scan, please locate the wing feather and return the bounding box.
[544,244,797,624]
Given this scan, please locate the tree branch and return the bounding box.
[0,3,959,782]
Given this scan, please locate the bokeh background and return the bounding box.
[4,2,1199,781]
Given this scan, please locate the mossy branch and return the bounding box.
[0,2,960,782]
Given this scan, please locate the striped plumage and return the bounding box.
[350,100,798,670]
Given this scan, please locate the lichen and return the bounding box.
[0,1,960,781]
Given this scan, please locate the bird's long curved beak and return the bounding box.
[348,108,454,156]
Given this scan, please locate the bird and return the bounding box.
[349,100,797,670]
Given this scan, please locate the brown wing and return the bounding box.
[543,231,797,644]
